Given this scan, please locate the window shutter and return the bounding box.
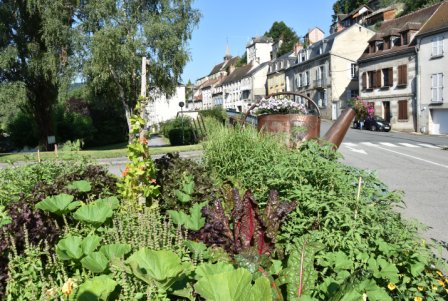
[431,75,436,101]
[375,70,381,88]
[403,65,407,85]
[362,72,366,89]
[432,38,437,56]
[388,68,393,86]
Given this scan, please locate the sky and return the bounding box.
[181,0,335,84]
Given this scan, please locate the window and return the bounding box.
[368,70,381,88]
[362,72,367,90]
[397,65,407,86]
[296,74,302,88]
[303,71,309,86]
[382,68,393,87]
[431,73,444,103]
[432,36,444,57]
[398,100,408,121]
[351,64,358,79]
[401,32,408,45]
[376,41,384,51]
[392,36,400,47]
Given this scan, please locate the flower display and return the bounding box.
[253,97,308,115]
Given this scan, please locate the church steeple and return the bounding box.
[224,41,231,62]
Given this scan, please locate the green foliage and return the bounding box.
[66,180,92,193]
[265,21,299,57]
[117,100,159,207]
[194,268,272,301]
[199,107,227,124]
[154,153,219,212]
[126,248,186,289]
[399,0,443,16]
[35,193,80,215]
[168,201,208,231]
[332,0,369,21]
[6,111,39,148]
[71,275,117,301]
[73,198,118,227]
[161,116,198,145]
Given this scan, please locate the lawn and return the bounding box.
[0,143,203,163]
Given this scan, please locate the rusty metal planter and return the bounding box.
[257,114,320,147]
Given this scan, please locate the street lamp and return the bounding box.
[179,101,185,145]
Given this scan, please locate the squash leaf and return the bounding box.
[194,262,234,280]
[126,248,184,289]
[95,196,120,210]
[168,201,207,231]
[35,193,78,215]
[56,235,83,260]
[66,180,91,192]
[73,200,114,226]
[81,252,109,273]
[70,275,117,301]
[99,243,132,260]
[195,268,272,301]
[81,235,101,256]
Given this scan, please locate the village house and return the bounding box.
[415,2,448,135]
[286,24,375,120]
[358,3,442,132]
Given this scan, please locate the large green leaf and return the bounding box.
[56,235,83,260]
[73,201,114,226]
[250,276,272,301]
[70,275,117,301]
[194,262,234,280]
[81,235,101,255]
[126,248,184,289]
[184,240,209,259]
[168,201,207,231]
[95,196,120,210]
[99,243,132,260]
[81,252,109,273]
[66,180,91,192]
[195,268,271,301]
[35,193,79,215]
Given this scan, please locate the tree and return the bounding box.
[0,0,77,149]
[79,0,201,136]
[265,21,299,57]
[399,0,443,15]
[332,0,369,22]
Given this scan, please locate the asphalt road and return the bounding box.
[321,120,448,255]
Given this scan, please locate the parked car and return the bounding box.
[354,116,391,132]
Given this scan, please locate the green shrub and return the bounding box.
[199,107,227,123]
[6,111,39,148]
[161,116,197,145]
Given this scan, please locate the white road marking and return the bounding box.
[370,144,448,169]
[379,142,398,147]
[346,146,367,155]
[417,143,440,149]
[398,143,420,148]
[342,142,357,147]
[360,142,376,147]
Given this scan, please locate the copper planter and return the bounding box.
[257,114,321,147]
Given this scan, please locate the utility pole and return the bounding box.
[140,57,149,139]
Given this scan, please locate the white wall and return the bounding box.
[147,86,186,125]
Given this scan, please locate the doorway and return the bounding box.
[383,101,391,122]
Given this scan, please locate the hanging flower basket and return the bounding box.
[248,92,321,147]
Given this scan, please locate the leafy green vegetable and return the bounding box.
[81,252,109,273]
[66,180,91,192]
[126,248,184,289]
[99,243,131,260]
[168,201,207,231]
[194,262,234,280]
[95,196,119,210]
[194,268,272,301]
[81,235,101,256]
[73,200,115,226]
[70,275,117,301]
[56,235,84,260]
[35,193,79,215]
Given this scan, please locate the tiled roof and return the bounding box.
[376,2,441,34]
[417,1,448,36]
[246,36,273,47]
[360,3,442,61]
[221,64,253,85]
[208,62,225,76]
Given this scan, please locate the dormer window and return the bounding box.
[401,31,409,45]
[376,41,384,51]
[391,36,401,47]
[369,42,375,53]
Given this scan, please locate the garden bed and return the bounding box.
[0,120,447,300]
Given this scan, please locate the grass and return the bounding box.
[0,143,203,164]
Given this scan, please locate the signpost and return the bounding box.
[179,101,185,145]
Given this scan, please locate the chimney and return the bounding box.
[294,42,303,56]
